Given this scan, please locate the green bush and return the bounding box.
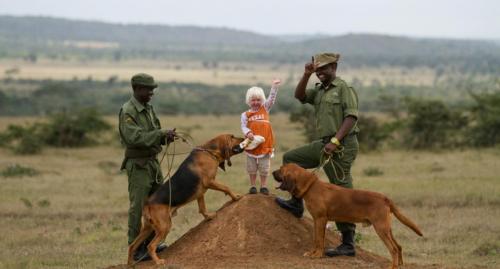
[356,115,393,151]
[1,164,39,177]
[42,108,112,147]
[466,91,500,147]
[403,98,467,149]
[289,106,316,142]
[363,167,384,177]
[0,108,111,153]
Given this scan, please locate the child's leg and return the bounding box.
[249,174,257,187]
[258,155,271,193]
[247,155,258,194]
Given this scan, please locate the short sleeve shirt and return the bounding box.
[302,77,359,139]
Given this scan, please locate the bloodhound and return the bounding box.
[272,163,423,269]
[127,134,245,265]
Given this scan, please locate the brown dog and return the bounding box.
[127,134,245,265]
[272,163,423,269]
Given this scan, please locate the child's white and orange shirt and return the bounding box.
[241,88,278,158]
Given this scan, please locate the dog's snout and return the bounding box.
[272,170,281,181]
[231,145,244,154]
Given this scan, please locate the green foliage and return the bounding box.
[363,167,384,177]
[356,115,393,151]
[37,199,51,208]
[472,242,499,257]
[0,123,44,154]
[403,98,467,149]
[1,164,39,177]
[466,91,500,147]
[42,108,111,147]
[289,106,316,142]
[0,108,111,153]
[20,197,33,208]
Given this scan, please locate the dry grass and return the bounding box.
[0,114,499,268]
[0,59,447,87]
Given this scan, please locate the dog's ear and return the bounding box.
[281,175,296,193]
[219,161,226,171]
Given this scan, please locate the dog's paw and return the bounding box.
[232,194,242,201]
[303,250,323,258]
[204,212,216,220]
[154,258,166,265]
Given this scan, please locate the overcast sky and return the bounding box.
[1,0,499,40]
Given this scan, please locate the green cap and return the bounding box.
[313,53,340,68]
[131,73,158,88]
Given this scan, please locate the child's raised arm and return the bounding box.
[264,78,281,111]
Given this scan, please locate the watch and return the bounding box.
[330,137,341,146]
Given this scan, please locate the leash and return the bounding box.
[312,145,347,184]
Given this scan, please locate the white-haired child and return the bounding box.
[240,79,281,195]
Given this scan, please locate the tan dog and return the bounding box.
[127,134,245,265]
[272,163,423,269]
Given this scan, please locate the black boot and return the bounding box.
[133,233,168,262]
[275,196,304,218]
[325,230,356,257]
[133,242,151,262]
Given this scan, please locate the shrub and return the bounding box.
[42,108,111,147]
[466,91,500,147]
[403,98,467,149]
[289,106,316,142]
[1,164,39,177]
[363,167,384,177]
[357,115,393,151]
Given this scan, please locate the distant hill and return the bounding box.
[1,15,499,72]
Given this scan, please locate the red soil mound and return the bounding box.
[107,195,443,269]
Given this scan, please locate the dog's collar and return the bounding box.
[193,147,223,162]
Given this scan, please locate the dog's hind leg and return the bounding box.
[390,229,403,266]
[147,205,172,265]
[127,218,154,265]
[373,219,400,269]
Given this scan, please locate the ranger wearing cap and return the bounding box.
[119,73,175,261]
[276,53,359,257]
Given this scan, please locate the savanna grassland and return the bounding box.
[0,114,499,269]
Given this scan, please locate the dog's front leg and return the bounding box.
[304,216,327,258]
[208,180,242,201]
[197,195,216,220]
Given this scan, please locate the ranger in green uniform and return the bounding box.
[119,73,176,261]
[275,53,359,257]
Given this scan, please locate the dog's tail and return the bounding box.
[389,199,423,236]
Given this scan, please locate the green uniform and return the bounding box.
[284,76,359,232]
[119,96,165,244]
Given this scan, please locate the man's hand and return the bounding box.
[272,78,281,89]
[165,128,177,144]
[304,57,319,76]
[323,142,337,155]
[246,132,255,140]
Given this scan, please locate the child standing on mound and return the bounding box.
[241,79,281,195]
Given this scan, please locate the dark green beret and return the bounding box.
[131,73,158,88]
[314,53,340,68]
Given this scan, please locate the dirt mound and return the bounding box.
[108,195,441,269]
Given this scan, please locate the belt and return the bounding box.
[125,148,159,158]
[321,132,356,144]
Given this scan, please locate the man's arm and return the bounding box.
[295,60,316,101]
[323,116,357,154]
